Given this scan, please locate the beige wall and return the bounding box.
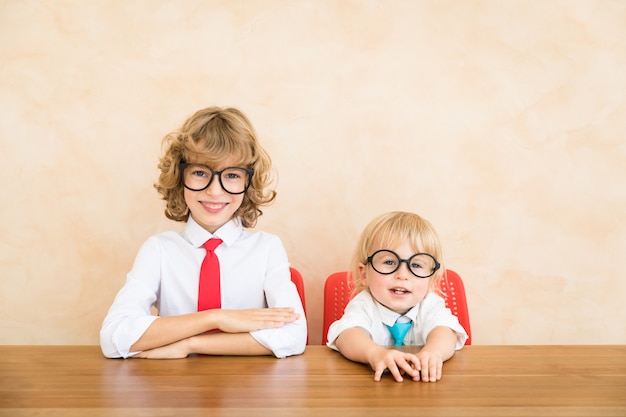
[1,0,625,346]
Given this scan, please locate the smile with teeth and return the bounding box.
[201,202,227,211]
[390,287,410,295]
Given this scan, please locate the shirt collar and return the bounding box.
[369,290,424,326]
[183,216,243,248]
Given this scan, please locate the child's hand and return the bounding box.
[214,307,300,333]
[368,347,422,382]
[413,349,444,382]
[367,347,444,382]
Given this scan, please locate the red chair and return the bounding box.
[437,269,471,345]
[321,270,471,345]
[322,272,353,345]
[290,267,308,345]
[290,267,306,314]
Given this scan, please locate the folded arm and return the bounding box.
[131,307,300,357]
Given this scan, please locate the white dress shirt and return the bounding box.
[326,290,468,350]
[100,217,307,359]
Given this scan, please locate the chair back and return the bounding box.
[437,269,471,345]
[321,269,471,345]
[290,267,308,345]
[290,267,306,314]
[322,272,354,344]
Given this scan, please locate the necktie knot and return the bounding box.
[204,238,223,252]
[386,318,412,346]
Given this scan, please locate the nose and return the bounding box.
[395,261,411,280]
[204,173,224,195]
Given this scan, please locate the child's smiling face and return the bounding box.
[184,155,246,233]
[358,239,432,314]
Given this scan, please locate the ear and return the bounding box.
[429,270,443,295]
[357,263,368,287]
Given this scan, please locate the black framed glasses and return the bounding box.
[366,249,440,278]
[179,162,254,195]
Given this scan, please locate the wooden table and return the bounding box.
[1,345,625,417]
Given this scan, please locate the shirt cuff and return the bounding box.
[111,315,159,358]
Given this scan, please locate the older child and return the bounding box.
[100,106,306,359]
[326,211,467,382]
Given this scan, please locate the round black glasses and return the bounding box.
[366,249,440,278]
[180,162,254,195]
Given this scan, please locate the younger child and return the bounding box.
[100,106,306,359]
[326,211,467,382]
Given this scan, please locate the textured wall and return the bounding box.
[1,0,625,345]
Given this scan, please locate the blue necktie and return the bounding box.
[386,320,412,346]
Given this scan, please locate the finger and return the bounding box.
[282,312,300,321]
[263,307,295,313]
[262,312,299,323]
[259,313,299,327]
[405,353,421,370]
[421,359,439,382]
[402,354,422,378]
[254,320,288,330]
[258,309,299,321]
[430,361,442,382]
[398,357,420,379]
[387,363,404,382]
[419,359,430,382]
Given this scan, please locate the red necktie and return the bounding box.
[197,238,223,311]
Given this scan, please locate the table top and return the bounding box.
[1,345,625,417]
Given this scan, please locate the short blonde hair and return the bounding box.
[350,211,445,296]
[154,106,276,228]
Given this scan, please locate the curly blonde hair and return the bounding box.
[154,106,277,228]
[350,211,446,297]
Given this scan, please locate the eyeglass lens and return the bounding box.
[369,250,438,278]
